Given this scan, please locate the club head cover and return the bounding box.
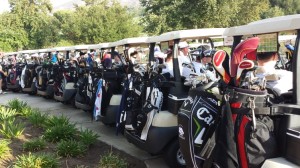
[231,37,260,77]
[235,60,257,86]
[212,50,231,84]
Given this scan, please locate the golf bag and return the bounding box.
[7,65,19,85]
[36,65,48,91]
[213,87,278,168]
[178,88,220,167]
[21,64,37,89]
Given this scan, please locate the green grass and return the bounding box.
[23,137,47,152]
[44,124,77,142]
[56,140,87,157]
[0,139,11,159]
[98,151,128,168]
[0,118,24,139]
[13,152,59,168]
[78,129,99,147]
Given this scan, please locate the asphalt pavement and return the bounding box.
[0,92,169,168]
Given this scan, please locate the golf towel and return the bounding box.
[93,79,103,121]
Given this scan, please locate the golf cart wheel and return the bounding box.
[164,140,186,168]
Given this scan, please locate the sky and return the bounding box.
[0,0,76,13]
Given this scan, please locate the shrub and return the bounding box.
[44,124,77,142]
[7,99,28,112]
[0,118,24,139]
[57,140,87,157]
[23,138,46,152]
[13,152,59,168]
[27,110,48,128]
[44,115,71,128]
[78,129,99,147]
[0,106,17,121]
[20,106,34,117]
[99,151,128,168]
[0,139,11,159]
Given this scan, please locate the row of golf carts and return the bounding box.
[1,14,300,168]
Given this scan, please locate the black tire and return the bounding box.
[164,139,186,168]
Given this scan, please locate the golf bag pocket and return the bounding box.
[235,115,278,168]
[178,89,220,168]
[227,87,278,168]
[8,71,17,85]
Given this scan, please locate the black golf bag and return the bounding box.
[178,88,221,167]
[36,64,50,91]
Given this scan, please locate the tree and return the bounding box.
[55,0,142,44]
[270,0,300,14]
[261,6,285,19]
[139,0,271,35]
[0,12,28,51]
[8,0,59,49]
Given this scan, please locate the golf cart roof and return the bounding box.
[20,50,39,54]
[4,52,19,56]
[38,48,52,53]
[52,46,70,52]
[110,37,149,47]
[147,28,226,43]
[224,14,300,36]
[87,43,111,50]
[65,44,91,51]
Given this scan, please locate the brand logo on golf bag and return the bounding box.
[179,125,185,140]
[194,127,206,145]
[183,96,194,107]
[196,107,214,125]
[208,98,218,106]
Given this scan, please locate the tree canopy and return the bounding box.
[0,0,299,52]
[0,0,142,52]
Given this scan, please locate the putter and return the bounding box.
[235,60,257,87]
[212,50,231,84]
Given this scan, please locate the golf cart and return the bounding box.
[99,37,149,125]
[19,50,40,95]
[74,43,111,112]
[53,45,82,104]
[123,28,226,167]
[178,14,300,168]
[2,52,20,92]
[35,48,53,97]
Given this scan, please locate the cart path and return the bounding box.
[0,92,169,168]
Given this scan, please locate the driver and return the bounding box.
[256,52,293,96]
